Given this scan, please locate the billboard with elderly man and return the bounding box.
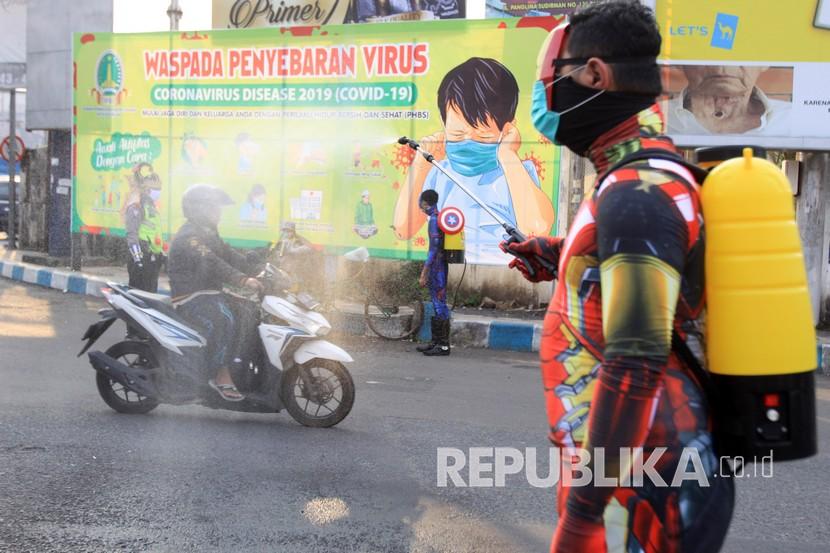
[654,0,830,149]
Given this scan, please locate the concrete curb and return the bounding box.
[0,258,132,298]
[0,259,173,300]
[0,258,541,352]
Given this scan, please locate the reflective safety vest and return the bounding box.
[139,205,164,254]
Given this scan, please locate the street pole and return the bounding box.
[8,89,17,249]
[167,0,182,31]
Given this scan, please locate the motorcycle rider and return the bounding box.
[167,184,263,402]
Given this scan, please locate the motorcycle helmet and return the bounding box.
[182,184,234,225]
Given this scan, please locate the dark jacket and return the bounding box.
[168,221,252,298]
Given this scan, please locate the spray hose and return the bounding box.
[450,259,468,311]
[397,136,558,280]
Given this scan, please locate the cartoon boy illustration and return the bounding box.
[393,57,555,265]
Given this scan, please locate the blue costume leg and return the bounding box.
[429,261,450,321]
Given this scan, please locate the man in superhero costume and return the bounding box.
[502,3,734,552]
[417,189,451,356]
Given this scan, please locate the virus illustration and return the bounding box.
[414,236,427,247]
[391,144,416,174]
[522,151,545,183]
[538,134,552,145]
[391,181,401,191]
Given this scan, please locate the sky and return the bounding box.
[112,0,485,32]
[113,0,211,33]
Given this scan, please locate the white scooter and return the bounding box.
[79,264,355,427]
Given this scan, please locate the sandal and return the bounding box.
[208,379,245,402]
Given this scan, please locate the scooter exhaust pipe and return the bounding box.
[88,351,160,400]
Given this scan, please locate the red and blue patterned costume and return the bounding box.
[543,105,734,552]
[425,206,450,320]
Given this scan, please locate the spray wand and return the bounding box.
[398,136,558,280]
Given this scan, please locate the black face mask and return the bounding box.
[552,76,656,156]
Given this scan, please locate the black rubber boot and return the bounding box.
[423,318,450,356]
[416,318,437,352]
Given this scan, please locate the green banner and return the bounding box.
[73,18,561,264]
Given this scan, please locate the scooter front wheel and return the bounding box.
[281,359,354,428]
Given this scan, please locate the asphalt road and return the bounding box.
[1,279,830,553]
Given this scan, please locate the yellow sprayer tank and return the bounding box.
[700,147,816,460]
[444,230,465,264]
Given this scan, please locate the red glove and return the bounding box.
[550,511,607,553]
[499,236,562,283]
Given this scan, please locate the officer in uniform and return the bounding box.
[124,163,164,293]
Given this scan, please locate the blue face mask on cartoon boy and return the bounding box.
[445,139,500,177]
[149,189,162,202]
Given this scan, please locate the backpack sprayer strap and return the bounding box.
[595,148,709,189]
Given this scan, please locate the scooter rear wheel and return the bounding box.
[95,341,160,415]
[281,359,354,427]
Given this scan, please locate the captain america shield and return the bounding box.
[438,207,465,235]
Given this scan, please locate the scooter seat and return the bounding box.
[115,286,181,322]
[131,289,173,305]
